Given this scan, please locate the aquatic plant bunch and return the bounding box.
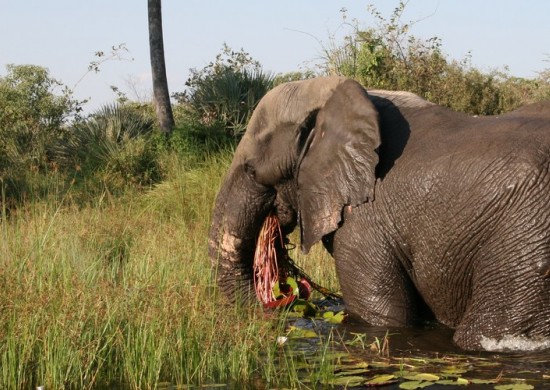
[253,212,311,307]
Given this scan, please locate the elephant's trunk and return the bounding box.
[208,162,275,303]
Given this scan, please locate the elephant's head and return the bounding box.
[209,76,381,302]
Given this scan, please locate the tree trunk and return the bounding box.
[148,0,174,135]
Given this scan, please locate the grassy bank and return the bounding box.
[0,145,338,389]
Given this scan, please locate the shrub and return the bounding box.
[56,104,161,191]
[0,64,77,205]
[177,44,275,138]
[323,2,550,114]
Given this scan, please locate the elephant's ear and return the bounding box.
[298,80,381,253]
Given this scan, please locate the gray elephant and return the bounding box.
[208,76,550,351]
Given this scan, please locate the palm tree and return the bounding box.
[148,0,175,135]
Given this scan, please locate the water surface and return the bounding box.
[282,300,550,389]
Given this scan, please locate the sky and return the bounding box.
[1,1,549,114]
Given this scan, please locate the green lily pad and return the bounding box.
[469,378,497,384]
[322,311,346,323]
[369,361,392,368]
[291,299,318,316]
[436,377,469,385]
[339,358,369,368]
[307,351,349,363]
[399,381,433,389]
[326,375,365,387]
[286,326,317,339]
[440,366,468,375]
[272,276,299,299]
[365,374,397,385]
[494,384,534,390]
[403,373,440,382]
[334,367,371,376]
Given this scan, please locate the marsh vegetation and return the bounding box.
[1,2,550,388]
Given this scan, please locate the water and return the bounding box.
[282,300,550,389]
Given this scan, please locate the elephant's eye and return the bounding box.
[244,161,256,179]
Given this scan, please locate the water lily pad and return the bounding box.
[440,366,468,375]
[469,378,497,384]
[399,380,433,389]
[334,367,371,376]
[272,276,299,300]
[403,373,440,382]
[436,377,469,385]
[322,311,346,324]
[307,351,349,364]
[287,326,317,339]
[291,299,318,316]
[494,384,534,390]
[341,360,370,369]
[365,374,397,386]
[475,361,502,367]
[369,361,391,368]
[327,375,365,387]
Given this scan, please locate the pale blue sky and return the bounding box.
[1,1,549,113]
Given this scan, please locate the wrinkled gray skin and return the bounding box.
[209,76,550,351]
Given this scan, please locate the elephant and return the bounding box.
[208,76,550,351]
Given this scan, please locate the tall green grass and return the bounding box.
[0,135,343,389]
[0,146,340,389]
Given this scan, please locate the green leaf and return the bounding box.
[272,276,299,300]
[365,374,397,385]
[340,360,370,369]
[291,300,317,316]
[440,366,468,375]
[494,384,534,390]
[403,373,439,382]
[327,376,365,387]
[399,381,433,389]
[286,326,317,339]
[369,361,391,368]
[436,378,469,385]
[335,367,370,376]
[286,276,299,295]
[469,378,497,384]
[456,377,469,385]
[323,311,346,323]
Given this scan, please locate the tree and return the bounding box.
[0,64,74,171]
[148,0,174,135]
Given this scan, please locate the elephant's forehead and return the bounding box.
[245,76,349,136]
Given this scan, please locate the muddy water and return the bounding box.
[284,300,550,389]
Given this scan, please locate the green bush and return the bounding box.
[57,104,161,192]
[178,44,275,138]
[0,65,75,168]
[0,64,77,205]
[324,2,550,114]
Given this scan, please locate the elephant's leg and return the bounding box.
[453,243,550,350]
[332,207,426,326]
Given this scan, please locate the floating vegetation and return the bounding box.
[271,312,550,389]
